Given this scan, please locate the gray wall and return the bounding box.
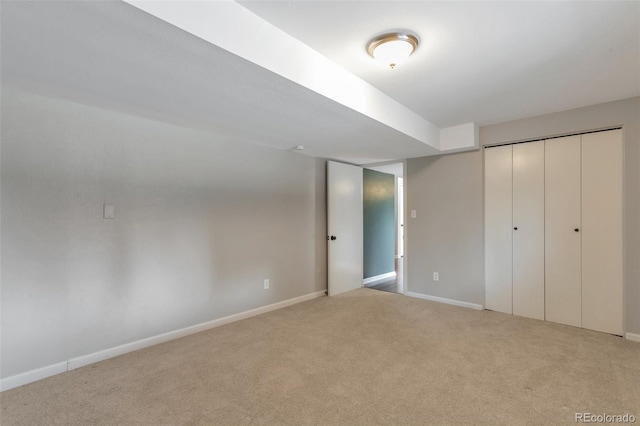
[363,169,395,278]
[406,96,639,334]
[406,151,484,304]
[0,88,327,379]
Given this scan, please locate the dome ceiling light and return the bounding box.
[367,32,419,70]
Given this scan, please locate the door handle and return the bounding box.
[514,227,518,230]
[575,228,580,232]
[329,235,337,241]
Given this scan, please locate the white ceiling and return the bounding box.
[241,1,640,128]
[2,1,638,165]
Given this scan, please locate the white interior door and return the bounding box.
[327,161,363,296]
[581,130,623,335]
[484,145,513,314]
[545,135,582,328]
[512,141,545,320]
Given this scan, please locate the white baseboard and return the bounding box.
[626,332,640,343]
[405,291,484,311]
[0,362,68,393]
[363,271,396,285]
[1,290,326,392]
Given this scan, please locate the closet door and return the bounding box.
[545,136,582,327]
[485,145,513,314]
[512,141,545,320]
[581,130,623,335]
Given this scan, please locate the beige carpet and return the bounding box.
[1,288,639,425]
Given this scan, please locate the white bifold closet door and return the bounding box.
[484,142,544,319]
[545,130,623,335]
[581,130,623,335]
[487,129,622,334]
[512,141,545,320]
[545,135,582,328]
[484,145,513,314]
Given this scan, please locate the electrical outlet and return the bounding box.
[433,272,439,281]
[264,279,270,290]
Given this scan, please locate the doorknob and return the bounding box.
[514,227,518,230]
[330,235,337,241]
[575,228,580,232]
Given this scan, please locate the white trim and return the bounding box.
[0,290,326,392]
[363,271,396,285]
[0,362,67,392]
[626,332,640,343]
[405,291,484,311]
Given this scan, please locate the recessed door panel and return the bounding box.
[512,141,545,320]
[545,136,582,328]
[484,145,513,314]
[581,130,623,335]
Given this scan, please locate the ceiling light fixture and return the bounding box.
[367,32,419,70]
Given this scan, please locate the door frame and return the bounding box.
[359,160,408,295]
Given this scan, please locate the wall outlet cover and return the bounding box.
[103,204,115,219]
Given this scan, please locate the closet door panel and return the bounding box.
[512,141,545,320]
[545,136,582,328]
[581,130,623,335]
[485,145,513,314]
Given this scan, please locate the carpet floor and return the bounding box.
[1,288,639,425]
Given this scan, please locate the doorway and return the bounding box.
[362,162,404,294]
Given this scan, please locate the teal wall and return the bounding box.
[363,169,395,279]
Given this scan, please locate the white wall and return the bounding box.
[406,96,640,335]
[0,89,327,380]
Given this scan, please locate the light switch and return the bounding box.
[411,209,417,219]
[103,204,115,219]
